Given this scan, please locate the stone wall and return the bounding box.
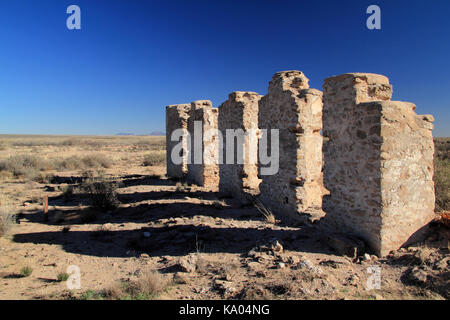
[218,91,262,201]
[258,71,326,223]
[322,73,435,256]
[166,103,191,179]
[164,71,436,256]
[187,100,220,190]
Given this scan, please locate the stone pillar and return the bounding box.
[165,103,191,179]
[322,73,435,256]
[218,91,262,201]
[187,100,220,189]
[258,71,326,223]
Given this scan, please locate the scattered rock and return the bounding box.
[267,238,283,253]
[344,273,360,286]
[247,262,260,272]
[214,279,235,295]
[177,254,198,273]
[173,272,189,284]
[434,257,449,270]
[139,253,150,259]
[409,267,428,284]
[276,262,286,269]
[238,284,269,300]
[296,258,324,276]
[288,256,301,265]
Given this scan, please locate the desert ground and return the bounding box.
[0,135,448,300]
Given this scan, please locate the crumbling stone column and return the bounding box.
[258,71,326,223]
[322,73,435,256]
[218,91,262,201]
[187,100,220,189]
[166,103,191,179]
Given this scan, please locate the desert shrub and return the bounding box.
[0,142,9,150]
[0,155,52,180]
[105,271,169,300]
[142,151,165,166]
[80,154,112,168]
[81,175,120,211]
[57,272,70,282]
[57,154,112,170]
[0,196,15,237]
[80,289,104,300]
[20,266,33,277]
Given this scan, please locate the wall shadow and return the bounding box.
[13,224,334,258]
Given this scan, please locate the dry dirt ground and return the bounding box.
[0,135,448,300]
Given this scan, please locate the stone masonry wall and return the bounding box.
[187,100,220,190]
[218,91,262,201]
[322,73,435,256]
[166,103,191,179]
[258,71,326,223]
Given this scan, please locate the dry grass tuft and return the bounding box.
[252,197,276,224]
[105,270,170,300]
[142,151,166,166]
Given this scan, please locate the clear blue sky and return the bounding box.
[0,0,449,136]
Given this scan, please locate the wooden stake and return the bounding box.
[43,195,48,222]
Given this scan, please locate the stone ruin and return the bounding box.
[218,91,262,201]
[321,73,435,256]
[165,71,436,256]
[258,71,326,224]
[165,103,190,179]
[186,100,220,190]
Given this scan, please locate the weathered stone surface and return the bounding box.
[166,103,191,178]
[258,71,326,223]
[187,100,220,190]
[218,91,262,201]
[322,72,435,256]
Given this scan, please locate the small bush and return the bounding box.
[20,266,33,277]
[0,196,15,237]
[57,154,112,170]
[0,155,52,180]
[0,142,9,150]
[142,151,165,166]
[80,289,104,300]
[81,175,120,211]
[105,271,169,300]
[57,272,70,282]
